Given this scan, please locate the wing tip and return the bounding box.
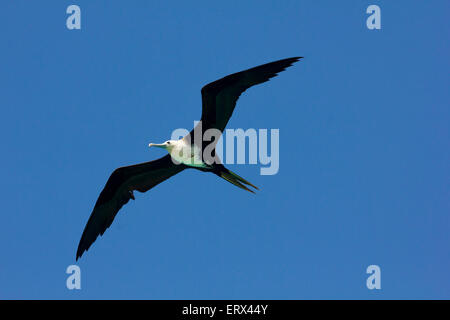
[76,245,86,261]
[260,56,302,82]
[289,56,303,61]
[280,56,303,68]
[278,56,303,70]
[76,232,100,261]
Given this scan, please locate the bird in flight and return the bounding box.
[76,57,302,260]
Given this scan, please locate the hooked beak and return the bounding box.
[148,143,166,149]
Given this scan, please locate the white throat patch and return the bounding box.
[168,139,208,168]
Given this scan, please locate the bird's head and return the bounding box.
[148,140,176,151]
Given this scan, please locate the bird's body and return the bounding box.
[76,57,302,260]
[151,139,209,168]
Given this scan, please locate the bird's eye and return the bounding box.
[167,141,170,145]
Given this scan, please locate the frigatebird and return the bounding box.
[76,57,302,260]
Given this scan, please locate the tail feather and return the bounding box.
[226,170,259,190]
[216,167,258,193]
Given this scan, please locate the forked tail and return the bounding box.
[215,165,259,193]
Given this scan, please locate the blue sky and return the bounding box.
[0,1,448,299]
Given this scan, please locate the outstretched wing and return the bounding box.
[197,57,302,134]
[76,154,185,260]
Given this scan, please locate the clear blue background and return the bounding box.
[0,1,448,299]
